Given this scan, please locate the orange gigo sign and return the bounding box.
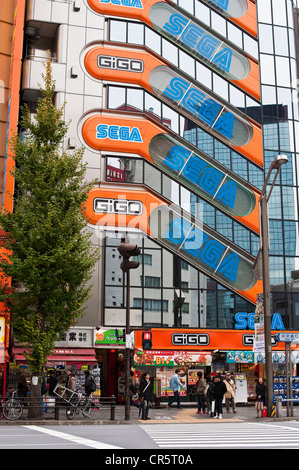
[86,0,260,100]
[84,184,263,304]
[84,44,263,167]
[199,0,257,38]
[81,111,260,233]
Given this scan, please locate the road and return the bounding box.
[1,421,299,451]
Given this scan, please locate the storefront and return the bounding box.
[134,328,299,403]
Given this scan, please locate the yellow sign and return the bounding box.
[0,317,5,343]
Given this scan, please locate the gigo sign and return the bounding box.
[83,44,263,166]
[86,0,259,99]
[80,112,260,233]
[84,184,263,303]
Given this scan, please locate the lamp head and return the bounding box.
[273,154,288,169]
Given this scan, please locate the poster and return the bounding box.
[253,293,265,353]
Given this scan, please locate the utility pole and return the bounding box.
[117,238,140,420]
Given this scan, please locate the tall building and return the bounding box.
[1,0,299,402]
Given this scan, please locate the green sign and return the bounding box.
[95,328,125,346]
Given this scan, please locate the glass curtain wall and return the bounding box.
[103,0,299,330]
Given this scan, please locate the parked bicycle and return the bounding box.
[1,390,23,421]
[53,383,98,420]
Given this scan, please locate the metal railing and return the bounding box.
[0,394,116,422]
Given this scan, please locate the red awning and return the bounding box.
[12,347,97,365]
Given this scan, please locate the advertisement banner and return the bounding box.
[80,111,260,233]
[133,350,212,367]
[83,44,263,166]
[84,184,263,304]
[0,317,5,344]
[95,328,125,346]
[253,293,265,353]
[86,0,259,98]
[226,351,254,363]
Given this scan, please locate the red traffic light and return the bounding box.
[142,331,152,350]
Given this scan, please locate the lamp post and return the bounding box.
[259,154,288,417]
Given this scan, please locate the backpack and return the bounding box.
[90,376,96,392]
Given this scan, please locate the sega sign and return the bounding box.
[235,312,285,330]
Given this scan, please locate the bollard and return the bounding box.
[54,398,60,420]
[276,397,282,418]
[111,395,116,421]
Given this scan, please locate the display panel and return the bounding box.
[86,0,259,99]
[80,112,260,233]
[83,44,263,166]
[84,185,263,303]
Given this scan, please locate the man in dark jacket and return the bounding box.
[196,372,207,415]
[214,374,226,419]
[139,372,153,420]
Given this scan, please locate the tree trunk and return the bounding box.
[28,378,42,419]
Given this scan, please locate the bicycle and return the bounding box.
[2,390,23,421]
[65,394,96,420]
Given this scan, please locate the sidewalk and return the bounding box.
[2,403,299,425]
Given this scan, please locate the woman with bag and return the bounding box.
[139,372,153,420]
[129,370,139,409]
[255,378,266,418]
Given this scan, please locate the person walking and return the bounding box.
[206,376,215,417]
[167,369,183,409]
[195,372,207,415]
[139,372,153,420]
[214,374,226,419]
[129,370,139,409]
[255,377,266,418]
[223,373,237,413]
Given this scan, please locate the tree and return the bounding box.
[0,58,99,413]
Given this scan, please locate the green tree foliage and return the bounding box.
[0,59,99,374]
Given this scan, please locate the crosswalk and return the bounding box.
[141,423,299,449]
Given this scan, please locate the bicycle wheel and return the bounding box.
[82,400,95,418]
[66,407,75,420]
[3,399,23,421]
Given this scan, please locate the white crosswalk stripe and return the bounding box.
[141,423,299,449]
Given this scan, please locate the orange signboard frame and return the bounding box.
[134,328,296,352]
[81,111,260,233]
[86,0,260,100]
[83,43,263,167]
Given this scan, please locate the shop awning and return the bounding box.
[12,347,97,365]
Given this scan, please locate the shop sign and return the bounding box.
[254,351,299,364]
[226,351,254,363]
[84,186,263,303]
[81,112,260,232]
[55,327,93,347]
[86,0,259,98]
[133,350,212,366]
[235,312,285,330]
[0,317,5,343]
[172,332,209,346]
[95,328,125,346]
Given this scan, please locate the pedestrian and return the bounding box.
[48,370,57,396]
[214,374,226,419]
[195,371,207,415]
[255,377,266,418]
[129,370,139,409]
[17,372,29,400]
[84,370,96,397]
[167,369,183,409]
[41,374,48,416]
[139,372,153,420]
[223,373,237,413]
[206,376,215,417]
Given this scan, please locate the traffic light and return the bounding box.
[117,241,140,272]
[142,331,152,350]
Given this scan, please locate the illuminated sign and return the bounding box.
[81,112,260,233]
[235,312,285,330]
[94,198,143,215]
[172,333,209,346]
[83,45,263,166]
[84,185,263,303]
[98,55,144,72]
[86,0,259,99]
[198,0,257,37]
[96,124,143,142]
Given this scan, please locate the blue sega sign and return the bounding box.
[234,312,285,330]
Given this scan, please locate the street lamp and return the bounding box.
[259,154,288,417]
